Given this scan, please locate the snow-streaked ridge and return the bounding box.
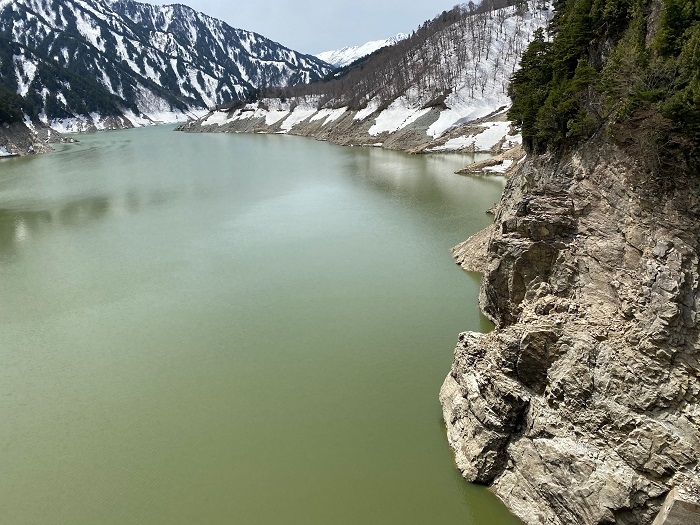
[0,0,332,130]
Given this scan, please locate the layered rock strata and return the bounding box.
[441,137,700,524]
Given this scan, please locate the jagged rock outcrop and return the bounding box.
[441,137,700,524]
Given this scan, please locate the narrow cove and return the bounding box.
[0,125,522,524]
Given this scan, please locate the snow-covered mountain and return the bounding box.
[0,0,333,131]
[185,0,553,159]
[316,33,408,68]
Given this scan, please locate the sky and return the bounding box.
[146,0,462,54]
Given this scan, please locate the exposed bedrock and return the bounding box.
[441,138,700,524]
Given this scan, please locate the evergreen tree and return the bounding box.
[508,0,700,166]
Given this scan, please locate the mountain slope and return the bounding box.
[181,0,552,156]
[0,0,332,131]
[315,33,408,68]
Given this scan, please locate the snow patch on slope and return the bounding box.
[13,55,37,96]
[280,105,317,131]
[264,110,290,125]
[203,111,230,126]
[484,159,513,173]
[74,10,104,51]
[429,122,520,152]
[368,97,431,135]
[355,99,381,122]
[427,93,505,138]
[310,108,347,126]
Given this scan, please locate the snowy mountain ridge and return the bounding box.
[0,0,332,131]
[184,1,552,159]
[315,33,409,68]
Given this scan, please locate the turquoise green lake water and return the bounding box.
[0,126,521,524]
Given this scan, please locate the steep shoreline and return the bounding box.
[441,136,700,524]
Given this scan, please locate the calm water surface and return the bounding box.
[0,126,521,524]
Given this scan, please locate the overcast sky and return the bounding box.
[147,0,461,54]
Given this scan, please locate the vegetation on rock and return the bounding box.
[508,0,700,169]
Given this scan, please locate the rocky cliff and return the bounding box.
[440,136,700,524]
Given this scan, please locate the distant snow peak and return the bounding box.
[316,33,409,68]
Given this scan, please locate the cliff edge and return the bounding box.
[440,137,699,524]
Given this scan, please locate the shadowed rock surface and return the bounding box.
[441,137,700,525]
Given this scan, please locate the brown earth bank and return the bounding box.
[441,135,700,524]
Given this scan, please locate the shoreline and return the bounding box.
[176,101,521,157]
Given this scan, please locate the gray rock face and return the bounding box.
[441,139,700,524]
[651,483,700,525]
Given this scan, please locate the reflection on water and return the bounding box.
[341,147,502,205]
[125,189,140,214]
[0,208,52,258]
[0,191,151,256]
[58,196,110,226]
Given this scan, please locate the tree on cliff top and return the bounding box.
[508,0,700,170]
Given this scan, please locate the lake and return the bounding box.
[0,126,521,524]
